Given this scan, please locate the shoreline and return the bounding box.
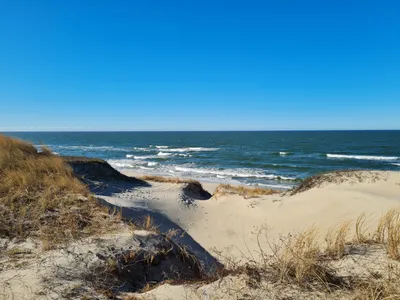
[120,169,291,195]
[120,169,290,193]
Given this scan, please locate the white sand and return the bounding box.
[121,170,400,261]
[120,170,400,300]
[2,170,400,299]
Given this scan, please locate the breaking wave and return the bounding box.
[174,166,296,181]
[107,159,147,169]
[165,147,219,152]
[42,145,131,152]
[327,154,399,161]
[157,152,173,157]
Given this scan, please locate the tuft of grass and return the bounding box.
[351,265,400,299]
[248,227,348,291]
[355,213,370,244]
[139,175,198,184]
[376,210,397,244]
[0,134,119,246]
[142,215,158,232]
[272,228,326,285]
[325,221,350,259]
[375,209,400,260]
[214,184,279,199]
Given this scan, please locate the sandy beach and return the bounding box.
[2,148,400,299]
[118,170,400,260]
[108,169,400,299]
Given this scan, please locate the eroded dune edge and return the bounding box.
[1,135,400,299]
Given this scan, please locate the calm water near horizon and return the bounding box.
[4,131,400,189]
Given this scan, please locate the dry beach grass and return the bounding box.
[214,183,279,198]
[198,210,400,300]
[139,175,198,184]
[0,134,120,248]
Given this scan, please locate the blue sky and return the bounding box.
[0,0,399,131]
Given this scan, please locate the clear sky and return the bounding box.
[0,0,399,131]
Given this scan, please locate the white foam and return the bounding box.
[279,152,288,156]
[140,166,152,170]
[392,163,400,167]
[131,155,158,160]
[133,155,157,160]
[55,145,131,152]
[157,152,173,157]
[174,166,296,181]
[133,147,152,152]
[166,147,219,152]
[257,183,291,190]
[129,152,189,159]
[155,146,169,149]
[108,162,134,169]
[107,159,147,168]
[147,162,158,167]
[327,154,399,161]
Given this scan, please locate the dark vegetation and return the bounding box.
[64,156,147,184]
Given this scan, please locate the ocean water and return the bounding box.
[4,131,400,190]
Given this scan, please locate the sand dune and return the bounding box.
[119,170,400,261]
[117,170,400,299]
[2,162,400,299]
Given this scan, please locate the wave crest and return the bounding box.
[157,152,173,157]
[174,166,296,181]
[327,154,399,161]
[166,147,219,152]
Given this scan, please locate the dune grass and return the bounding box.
[351,269,400,300]
[289,170,384,195]
[0,134,119,248]
[139,175,198,184]
[375,209,400,260]
[325,221,351,259]
[271,228,328,285]
[235,209,400,298]
[214,184,279,199]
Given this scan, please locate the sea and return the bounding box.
[4,131,400,190]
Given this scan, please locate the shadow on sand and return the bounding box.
[65,156,221,273]
[97,197,222,275]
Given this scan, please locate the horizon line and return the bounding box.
[2,129,400,133]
